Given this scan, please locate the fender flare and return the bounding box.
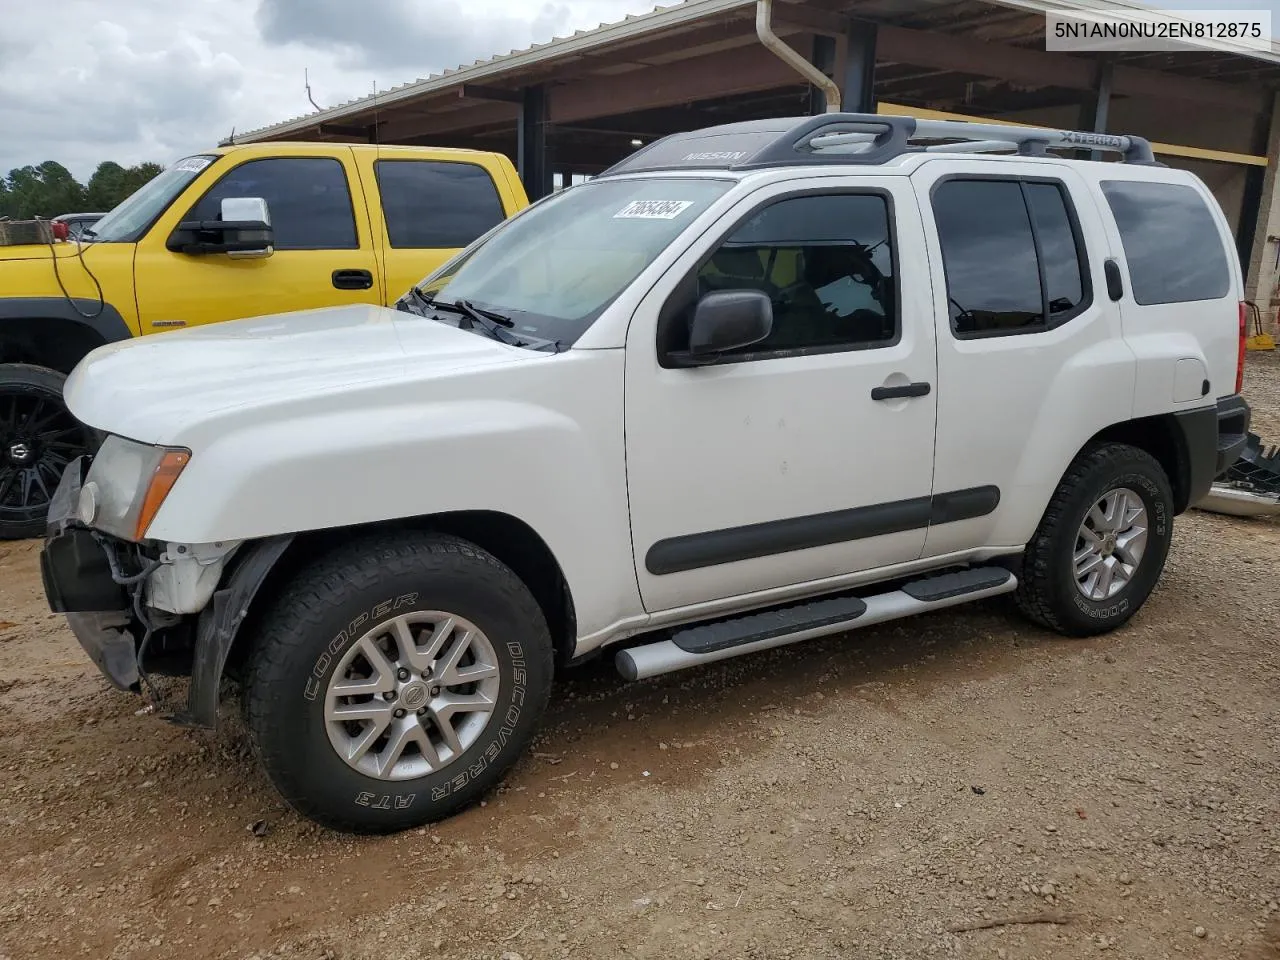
[176,535,294,729]
[0,297,134,345]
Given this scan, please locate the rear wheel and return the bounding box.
[0,363,97,540]
[1016,443,1174,637]
[243,532,555,833]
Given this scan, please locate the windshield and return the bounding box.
[412,177,734,346]
[88,155,219,243]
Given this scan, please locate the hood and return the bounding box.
[0,242,65,262]
[65,303,538,444]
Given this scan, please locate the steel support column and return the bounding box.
[1241,99,1279,307]
[842,19,877,114]
[808,34,838,114]
[518,85,552,201]
[1077,55,1113,160]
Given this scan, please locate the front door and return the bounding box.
[134,150,382,334]
[625,178,940,614]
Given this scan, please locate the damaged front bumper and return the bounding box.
[39,457,293,728]
[39,458,143,692]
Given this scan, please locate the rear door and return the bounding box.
[911,159,1134,557]
[134,149,383,332]
[352,153,517,302]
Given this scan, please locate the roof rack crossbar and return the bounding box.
[598,113,1158,177]
[923,139,1019,154]
[908,118,1152,162]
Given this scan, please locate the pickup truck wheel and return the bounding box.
[1016,443,1174,637]
[0,363,97,541]
[243,532,554,833]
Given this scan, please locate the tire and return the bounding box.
[0,363,98,541]
[243,531,555,833]
[1016,442,1174,637]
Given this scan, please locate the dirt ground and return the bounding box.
[2,354,1279,960]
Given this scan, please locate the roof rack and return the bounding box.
[600,113,1158,177]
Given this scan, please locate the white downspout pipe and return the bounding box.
[756,0,841,113]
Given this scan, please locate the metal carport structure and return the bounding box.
[232,0,1280,318]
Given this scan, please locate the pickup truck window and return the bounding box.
[374,159,506,248]
[417,177,733,346]
[933,178,1088,336]
[185,157,359,251]
[87,155,217,243]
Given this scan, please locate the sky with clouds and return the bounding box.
[2,0,1277,182]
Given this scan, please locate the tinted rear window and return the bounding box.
[375,159,506,249]
[1100,180,1231,306]
[932,179,1044,333]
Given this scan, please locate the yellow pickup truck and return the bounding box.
[0,142,528,538]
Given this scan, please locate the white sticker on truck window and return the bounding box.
[613,200,694,220]
[171,156,213,174]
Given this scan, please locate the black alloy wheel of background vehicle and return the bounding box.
[0,364,96,540]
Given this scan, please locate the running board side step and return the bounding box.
[615,567,1017,681]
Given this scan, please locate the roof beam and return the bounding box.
[560,18,756,73]
[876,24,1266,113]
[550,40,806,124]
[317,123,373,138]
[376,100,519,139]
[459,84,524,104]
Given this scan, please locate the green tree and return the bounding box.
[121,162,162,197]
[35,161,86,215]
[1,159,161,220]
[85,161,127,211]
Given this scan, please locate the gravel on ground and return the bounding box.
[1,352,1277,960]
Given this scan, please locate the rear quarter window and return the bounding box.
[375,159,507,249]
[1100,180,1231,306]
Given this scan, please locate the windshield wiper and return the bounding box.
[396,285,434,316]
[452,298,514,329]
[400,290,538,349]
[426,297,524,346]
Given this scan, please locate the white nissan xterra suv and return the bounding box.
[41,114,1252,833]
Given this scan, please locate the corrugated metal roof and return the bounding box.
[234,0,1280,143]
[235,0,755,142]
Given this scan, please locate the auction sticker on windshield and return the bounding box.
[614,200,695,220]
[171,156,214,174]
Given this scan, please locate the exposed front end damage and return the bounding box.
[39,456,288,727]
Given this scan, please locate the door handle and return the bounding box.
[1104,259,1124,302]
[332,268,374,291]
[871,381,931,401]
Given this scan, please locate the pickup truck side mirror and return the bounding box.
[667,290,774,367]
[166,197,274,259]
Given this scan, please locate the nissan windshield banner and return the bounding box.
[1046,8,1271,54]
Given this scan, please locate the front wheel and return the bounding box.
[1016,443,1174,637]
[0,363,98,540]
[243,532,555,833]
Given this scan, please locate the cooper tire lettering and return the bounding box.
[1015,444,1175,639]
[247,533,554,832]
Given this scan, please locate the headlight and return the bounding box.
[82,436,191,541]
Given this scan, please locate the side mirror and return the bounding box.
[166,196,274,259]
[668,290,773,366]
